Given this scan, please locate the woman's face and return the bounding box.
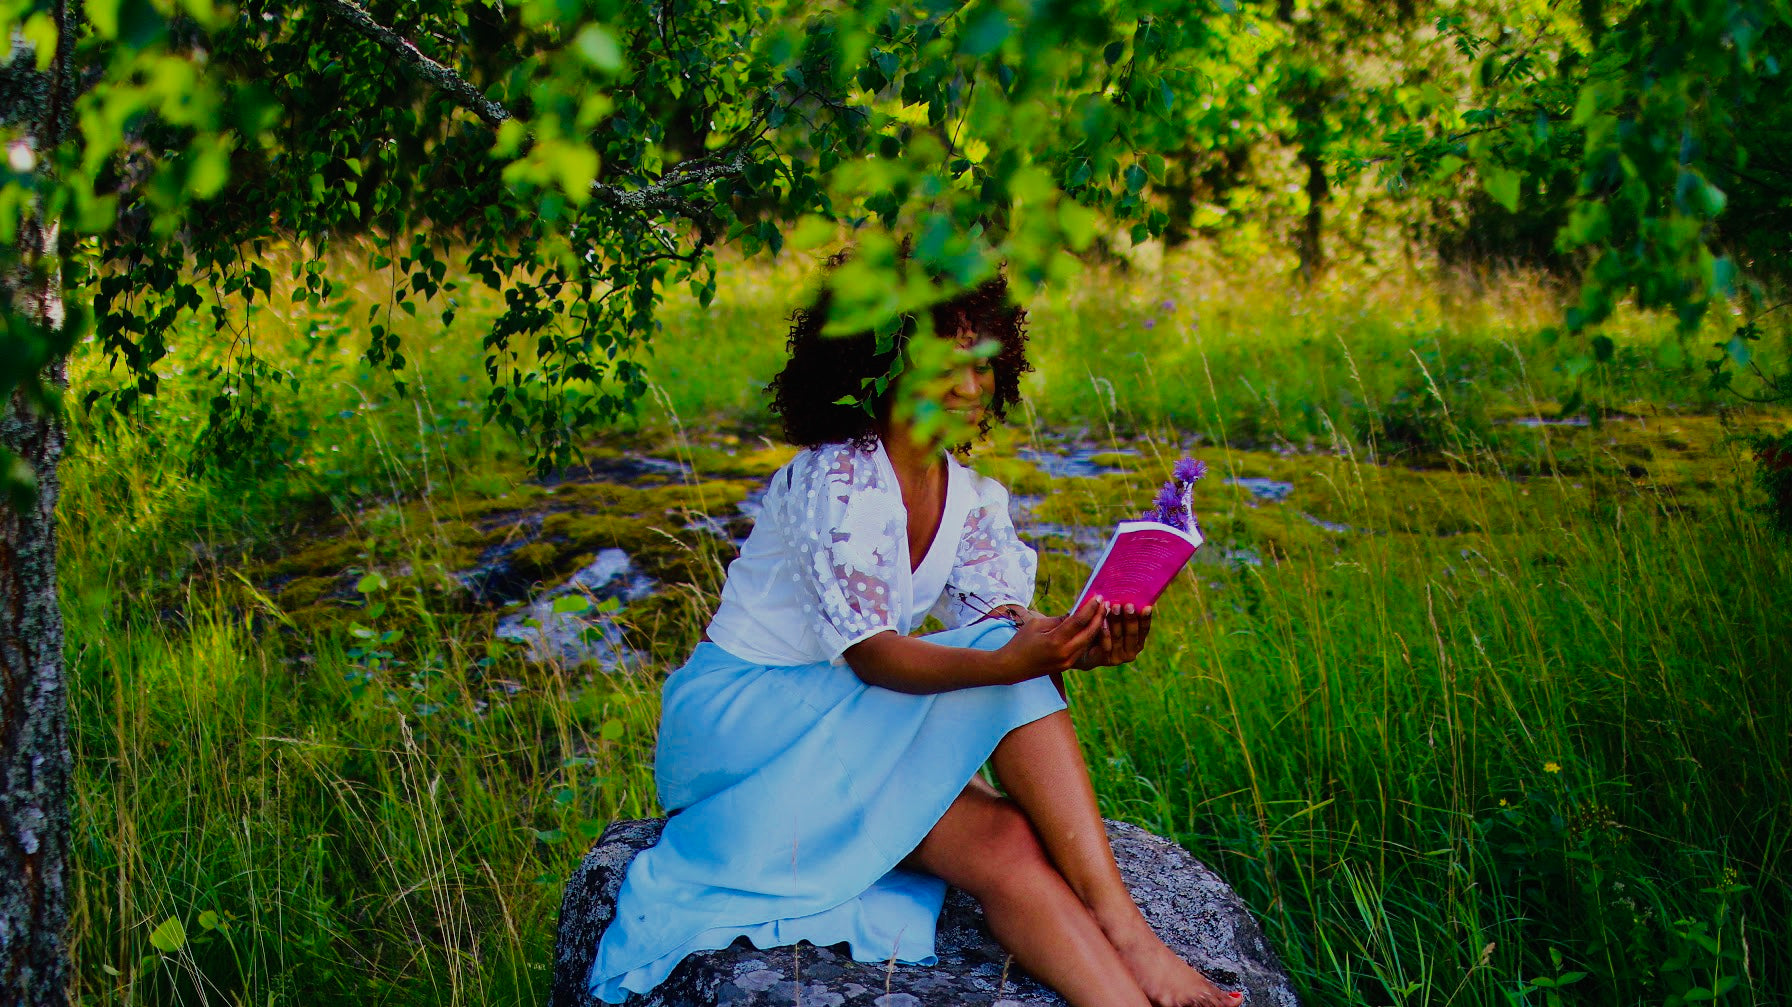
[938,324,998,427]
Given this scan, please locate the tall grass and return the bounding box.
[1067,446,1788,1005]
[58,244,1790,1004]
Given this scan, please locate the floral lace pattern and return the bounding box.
[769,441,905,659]
[764,441,1039,659]
[933,476,1037,629]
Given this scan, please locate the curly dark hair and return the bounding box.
[767,251,1031,448]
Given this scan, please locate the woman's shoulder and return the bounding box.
[951,456,1015,511]
[767,438,889,498]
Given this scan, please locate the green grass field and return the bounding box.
[60,243,1790,1005]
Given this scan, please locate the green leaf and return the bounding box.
[355,572,388,594]
[789,215,836,251]
[148,917,187,953]
[1697,180,1727,217]
[1058,199,1097,250]
[552,594,591,614]
[188,140,231,199]
[1482,165,1520,213]
[116,0,165,47]
[1563,200,1609,245]
[175,0,218,28]
[1710,255,1736,297]
[959,9,1010,56]
[533,828,567,844]
[1125,163,1148,194]
[87,0,122,38]
[601,718,625,742]
[1104,41,1125,65]
[1571,82,1604,126]
[575,24,623,72]
[197,910,221,931]
[21,13,58,69]
[1591,335,1614,362]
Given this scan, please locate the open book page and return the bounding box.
[1074,520,1204,610]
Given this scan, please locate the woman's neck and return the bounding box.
[874,414,944,485]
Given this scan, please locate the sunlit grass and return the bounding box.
[59,243,1790,1005]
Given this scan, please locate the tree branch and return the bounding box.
[315,0,511,127]
[316,0,771,228]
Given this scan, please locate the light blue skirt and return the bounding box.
[587,620,1069,1002]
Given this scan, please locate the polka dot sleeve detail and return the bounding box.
[769,441,904,662]
[933,473,1037,629]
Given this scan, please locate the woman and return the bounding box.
[588,258,1238,1007]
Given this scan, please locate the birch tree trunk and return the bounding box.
[1,1,79,1002]
[0,305,69,1007]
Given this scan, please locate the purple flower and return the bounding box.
[1142,317,1156,329]
[1153,482,1181,513]
[1146,482,1189,531]
[1142,457,1206,532]
[1144,502,1188,531]
[1161,299,1176,311]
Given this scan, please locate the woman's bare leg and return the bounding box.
[901,784,1151,1007]
[991,711,1239,1007]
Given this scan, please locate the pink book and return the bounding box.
[1074,520,1205,610]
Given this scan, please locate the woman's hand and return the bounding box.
[995,596,1109,680]
[1072,602,1153,669]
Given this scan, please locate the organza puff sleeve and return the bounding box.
[932,472,1038,629]
[769,442,907,662]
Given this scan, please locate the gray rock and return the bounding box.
[551,819,1299,1007]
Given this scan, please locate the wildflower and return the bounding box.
[1150,483,1185,529]
[1143,317,1156,329]
[1142,455,1206,533]
[1544,761,1562,774]
[1161,299,1176,311]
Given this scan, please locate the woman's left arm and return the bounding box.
[942,472,1153,697]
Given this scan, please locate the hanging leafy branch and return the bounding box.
[1375,0,1792,408]
[4,0,1246,489]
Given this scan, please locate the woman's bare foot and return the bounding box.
[1100,911,1240,1007]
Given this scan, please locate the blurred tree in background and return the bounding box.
[1,0,1788,1001]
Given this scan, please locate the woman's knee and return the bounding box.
[957,798,1053,896]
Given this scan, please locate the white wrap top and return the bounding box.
[705,438,1036,667]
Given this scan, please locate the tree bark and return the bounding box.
[0,297,70,1007]
[1276,0,1332,285]
[1,1,78,1002]
[1295,120,1329,284]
